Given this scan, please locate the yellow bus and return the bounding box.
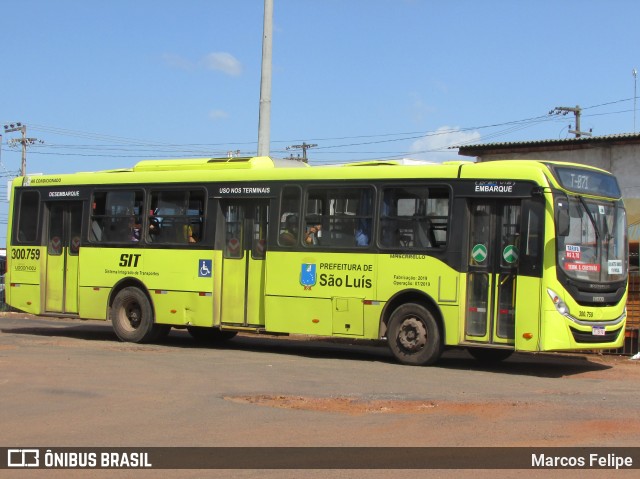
[5,156,628,365]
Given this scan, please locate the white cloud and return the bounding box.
[202,52,243,76]
[408,126,481,162]
[162,53,194,71]
[409,93,436,124]
[209,109,229,120]
[163,51,243,77]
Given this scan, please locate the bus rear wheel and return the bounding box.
[387,303,443,366]
[111,287,167,343]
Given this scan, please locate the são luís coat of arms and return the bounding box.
[300,263,316,290]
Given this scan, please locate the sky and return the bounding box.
[2,0,640,241]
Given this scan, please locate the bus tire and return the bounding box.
[387,303,443,366]
[467,347,513,363]
[111,287,163,343]
[187,326,238,343]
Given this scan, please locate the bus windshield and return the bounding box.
[557,196,627,283]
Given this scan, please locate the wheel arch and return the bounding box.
[380,289,444,341]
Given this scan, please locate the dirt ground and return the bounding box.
[1,312,639,478]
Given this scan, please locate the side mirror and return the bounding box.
[531,186,545,197]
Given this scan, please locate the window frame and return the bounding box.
[89,189,145,244]
[302,185,375,249]
[14,190,41,245]
[377,183,451,251]
[147,188,207,245]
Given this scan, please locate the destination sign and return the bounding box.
[216,184,272,196]
[457,180,535,197]
[551,166,621,198]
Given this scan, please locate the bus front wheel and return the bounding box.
[387,303,443,366]
[111,287,167,343]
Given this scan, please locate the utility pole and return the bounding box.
[3,122,42,176]
[633,68,637,133]
[286,142,317,163]
[549,105,592,138]
[257,0,273,157]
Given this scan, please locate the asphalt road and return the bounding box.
[1,313,639,479]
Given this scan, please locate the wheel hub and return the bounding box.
[125,305,141,328]
[398,317,427,351]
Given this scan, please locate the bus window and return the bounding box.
[380,186,449,249]
[251,203,269,259]
[518,198,544,277]
[278,186,301,247]
[304,187,374,248]
[91,190,144,243]
[16,190,40,243]
[148,190,205,244]
[48,205,64,255]
[499,204,521,268]
[223,204,244,258]
[469,204,491,266]
[186,194,205,243]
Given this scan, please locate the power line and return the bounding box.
[1,97,633,164]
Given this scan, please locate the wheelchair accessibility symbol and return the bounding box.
[198,259,212,278]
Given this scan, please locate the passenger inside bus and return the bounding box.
[279,214,298,246]
[148,212,161,241]
[184,224,197,243]
[130,216,141,242]
[304,223,322,245]
[355,218,370,246]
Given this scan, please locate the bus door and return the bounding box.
[465,200,521,345]
[220,200,269,327]
[45,201,83,314]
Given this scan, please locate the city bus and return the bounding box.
[4,156,628,365]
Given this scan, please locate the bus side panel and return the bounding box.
[151,290,214,326]
[265,296,332,335]
[514,276,542,351]
[78,287,110,320]
[79,288,217,326]
[363,301,384,338]
[264,251,377,337]
[6,246,44,315]
[377,255,460,344]
[78,247,216,326]
[332,297,364,336]
[440,304,460,345]
[8,284,42,315]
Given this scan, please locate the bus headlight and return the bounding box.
[547,288,570,316]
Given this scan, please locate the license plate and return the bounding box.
[592,326,605,336]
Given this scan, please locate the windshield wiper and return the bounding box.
[577,195,600,253]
